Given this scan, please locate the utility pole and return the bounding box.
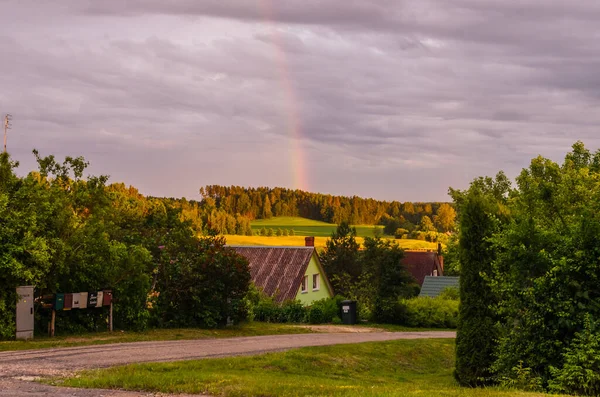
[3,114,12,153]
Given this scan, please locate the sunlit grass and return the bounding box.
[249,216,382,237]
[224,234,439,250]
[55,339,561,397]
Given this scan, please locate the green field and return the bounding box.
[56,339,559,397]
[250,216,382,237]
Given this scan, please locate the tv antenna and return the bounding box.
[3,114,12,153]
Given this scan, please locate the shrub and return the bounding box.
[548,316,600,396]
[280,300,306,323]
[401,297,459,328]
[307,297,342,324]
[253,295,281,323]
[372,298,408,324]
[307,305,325,324]
[249,290,308,323]
[438,286,459,301]
[499,361,543,392]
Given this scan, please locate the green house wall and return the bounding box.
[295,253,332,305]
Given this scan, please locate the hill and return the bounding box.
[250,216,381,237]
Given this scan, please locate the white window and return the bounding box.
[312,274,320,291]
[301,275,308,293]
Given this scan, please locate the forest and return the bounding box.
[194,185,456,236]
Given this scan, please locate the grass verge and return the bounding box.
[0,322,313,352]
[54,339,558,396]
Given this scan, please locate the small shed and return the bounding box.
[419,276,460,297]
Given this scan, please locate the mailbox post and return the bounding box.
[16,286,34,340]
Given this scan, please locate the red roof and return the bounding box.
[232,247,316,303]
[401,251,443,286]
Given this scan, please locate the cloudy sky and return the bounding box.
[2,1,600,202]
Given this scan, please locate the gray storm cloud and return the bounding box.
[1,1,599,201]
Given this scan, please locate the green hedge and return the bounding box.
[400,297,459,328]
[250,291,342,324]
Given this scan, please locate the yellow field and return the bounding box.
[223,235,439,250]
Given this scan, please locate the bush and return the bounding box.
[250,290,308,323]
[372,298,408,324]
[401,297,459,328]
[438,286,459,301]
[548,316,600,396]
[307,305,325,324]
[280,300,306,323]
[307,297,342,324]
[253,295,281,323]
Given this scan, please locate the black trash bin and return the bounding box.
[340,300,357,325]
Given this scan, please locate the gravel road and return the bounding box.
[0,331,455,396]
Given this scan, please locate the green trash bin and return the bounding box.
[340,300,357,325]
[54,293,65,311]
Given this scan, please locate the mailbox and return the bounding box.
[87,292,98,308]
[96,291,104,308]
[79,292,88,309]
[72,293,81,309]
[63,293,73,310]
[54,293,65,311]
[102,290,112,306]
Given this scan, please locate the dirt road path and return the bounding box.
[0,331,455,396]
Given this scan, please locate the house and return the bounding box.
[419,276,459,297]
[401,247,444,286]
[231,237,334,305]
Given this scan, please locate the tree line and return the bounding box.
[198,185,456,233]
[0,151,250,339]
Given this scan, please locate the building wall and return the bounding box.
[295,254,332,305]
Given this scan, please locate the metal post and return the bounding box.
[50,310,55,337]
[108,302,113,332]
[3,114,12,153]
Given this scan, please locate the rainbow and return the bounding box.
[259,0,308,191]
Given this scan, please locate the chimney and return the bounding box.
[305,236,315,247]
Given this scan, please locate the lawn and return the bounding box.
[0,322,313,352]
[250,216,382,237]
[56,339,559,397]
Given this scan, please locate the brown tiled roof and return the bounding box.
[232,246,314,303]
[401,251,443,286]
